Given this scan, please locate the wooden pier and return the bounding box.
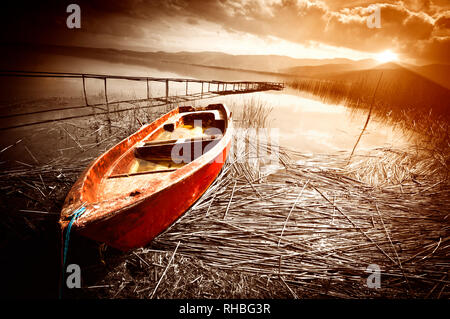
[0,70,285,130]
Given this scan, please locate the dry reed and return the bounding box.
[91,99,449,298]
[1,95,448,299]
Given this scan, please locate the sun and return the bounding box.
[376,50,398,63]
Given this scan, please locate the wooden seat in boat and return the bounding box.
[134,134,223,162]
[107,108,226,179]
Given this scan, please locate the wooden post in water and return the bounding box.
[186,80,188,96]
[201,81,203,97]
[104,77,111,133]
[82,75,89,107]
[146,78,150,100]
[165,79,169,102]
[83,75,97,143]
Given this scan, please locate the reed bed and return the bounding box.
[1,96,448,299]
[232,96,274,129]
[140,139,449,298]
[82,99,449,299]
[344,147,448,187]
[289,74,450,185]
[288,73,450,119]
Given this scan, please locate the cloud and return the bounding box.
[416,36,450,63]
[125,0,446,62]
[1,0,448,63]
[186,17,199,25]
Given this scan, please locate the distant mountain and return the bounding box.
[1,42,448,91]
[283,59,450,90]
[280,59,378,78]
[327,62,450,90]
[325,62,450,115]
[96,49,371,74]
[155,52,357,72]
[411,64,450,89]
[0,42,371,74]
[281,58,450,88]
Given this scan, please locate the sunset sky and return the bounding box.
[1,0,449,64]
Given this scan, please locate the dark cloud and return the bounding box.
[435,12,450,31]
[416,35,450,63]
[186,17,199,25]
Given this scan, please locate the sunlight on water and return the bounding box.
[265,91,412,153]
[195,89,413,155]
[0,53,415,157]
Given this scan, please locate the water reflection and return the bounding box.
[192,90,414,155]
[0,53,414,155]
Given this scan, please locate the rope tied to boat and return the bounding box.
[59,205,86,299]
[63,206,86,266]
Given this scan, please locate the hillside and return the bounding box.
[0,42,369,74]
[280,59,378,78]
[327,63,450,107]
[289,62,450,122]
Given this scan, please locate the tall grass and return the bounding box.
[230,96,273,129]
[289,73,450,180]
[289,72,450,120]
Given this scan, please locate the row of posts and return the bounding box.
[81,77,277,120]
[143,80,263,102]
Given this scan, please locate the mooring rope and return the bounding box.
[59,205,86,299]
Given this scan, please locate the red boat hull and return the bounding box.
[60,104,232,251]
[78,142,230,251]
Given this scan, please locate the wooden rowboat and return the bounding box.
[59,103,233,251]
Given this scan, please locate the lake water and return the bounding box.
[197,89,412,154]
[0,53,414,156]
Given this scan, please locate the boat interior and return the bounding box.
[108,105,227,180]
[57,104,230,211]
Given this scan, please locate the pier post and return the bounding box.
[104,77,111,133]
[83,74,96,143]
[0,70,286,131]
[82,75,89,107]
[165,79,169,102]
